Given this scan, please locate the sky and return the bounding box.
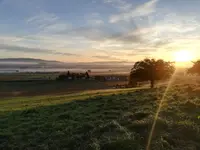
[0,0,200,62]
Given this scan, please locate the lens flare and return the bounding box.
[146,68,179,150]
[174,50,193,62]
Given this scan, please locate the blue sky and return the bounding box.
[0,0,200,62]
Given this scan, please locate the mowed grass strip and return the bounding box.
[0,87,146,112]
[0,85,200,150]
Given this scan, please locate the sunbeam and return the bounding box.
[146,67,179,150]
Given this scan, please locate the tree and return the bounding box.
[129,58,175,88]
[85,72,90,79]
[188,60,200,75]
[67,71,71,77]
[56,74,67,81]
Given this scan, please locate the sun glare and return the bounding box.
[174,50,193,62]
[173,50,194,67]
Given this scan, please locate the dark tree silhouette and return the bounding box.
[67,71,71,77]
[56,74,67,81]
[85,72,90,79]
[129,58,175,88]
[188,60,200,75]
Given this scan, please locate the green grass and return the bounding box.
[0,80,111,98]
[0,72,59,81]
[0,87,145,112]
[0,85,200,150]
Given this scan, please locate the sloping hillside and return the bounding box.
[0,85,200,150]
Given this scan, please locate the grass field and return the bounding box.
[0,72,59,81]
[0,83,200,150]
[0,80,111,98]
[0,72,128,81]
[0,72,128,98]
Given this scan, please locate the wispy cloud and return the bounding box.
[87,19,104,26]
[0,43,79,56]
[85,13,104,26]
[109,0,159,23]
[27,12,59,29]
[26,11,72,35]
[104,0,132,11]
[92,55,127,61]
[1,0,200,62]
[63,25,143,44]
[42,23,72,33]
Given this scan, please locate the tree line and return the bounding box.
[57,71,90,81]
[56,58,200,88]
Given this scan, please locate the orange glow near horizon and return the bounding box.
[173,50,194,66]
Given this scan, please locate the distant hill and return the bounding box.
[0,58,62,64]
[0,58,133,72]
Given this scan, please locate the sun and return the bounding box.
[174,50,193,63]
